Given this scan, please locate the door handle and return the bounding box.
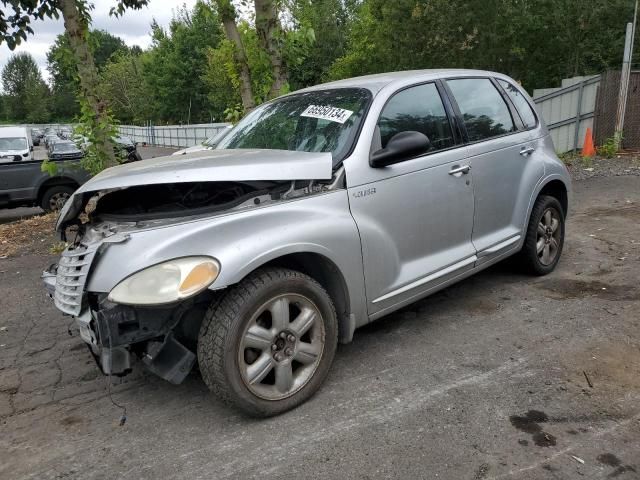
[520,146,535,156]
[449,165,471,175]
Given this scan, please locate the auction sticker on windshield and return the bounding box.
[301,105,354,124]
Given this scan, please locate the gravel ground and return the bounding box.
[566,154,640,181]
[0,166,639,479]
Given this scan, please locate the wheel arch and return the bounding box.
[36,176,80,205]
[524,175,570,230]
[538,179,568,218]
[248,251,355,344]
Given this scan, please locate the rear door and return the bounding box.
[444,77,544,264]
[348,82,476,316]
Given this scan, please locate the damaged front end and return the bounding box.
[43,149,339,384]
[42,216,212,383]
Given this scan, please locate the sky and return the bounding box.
[0,0,200,85]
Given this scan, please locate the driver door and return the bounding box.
[348,82,477,316]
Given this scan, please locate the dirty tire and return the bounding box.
[41,185,75,212]
[197,267,338,417]
[520,195,565,275]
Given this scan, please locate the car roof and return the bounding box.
[297,69,513,95]
[55,140,75,145]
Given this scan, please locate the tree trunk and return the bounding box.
[254,0,288,99]
[59,0,117,168]
[215,0,255,111]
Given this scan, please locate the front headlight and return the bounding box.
[107,256,220,305]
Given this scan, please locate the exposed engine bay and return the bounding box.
[93,180,283,220]
[57,168,345,244]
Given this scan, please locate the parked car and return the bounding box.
[44,134,60,150]
[1,142,90,212]
[31,128,44,146]
[172,125,233,156]
[43,70,571,416]
[49,140,84,161]
[77,135,142,163]
[0,126,33,162]
[59,127,73,139]
[113,135,143,163]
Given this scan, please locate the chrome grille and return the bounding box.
[54,241,99,316]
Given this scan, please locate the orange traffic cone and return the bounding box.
[581,127,596,157]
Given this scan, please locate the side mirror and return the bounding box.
[30,145,34,152]
[370,131,431,168]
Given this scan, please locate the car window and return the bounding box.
[498,79,537,129]
[377,83,454,151]
[217,88,371,166]
[55,143,77,152]
[0,137,27,151]
[447,78,515,142]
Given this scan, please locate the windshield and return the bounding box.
[217,88,371,164]
[0,137,27,151]
[54,143,77,152]
[203,127,232,147]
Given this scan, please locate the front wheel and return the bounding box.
[41,185,75,212]
[197,268,338,416]
[520,195,565,275]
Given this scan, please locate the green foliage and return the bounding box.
[204,39,243,115]
[74,97,121,175]
[597,133,622,159]
[328,0,635,92]
[1,52,50,122]
[558,150,580,166]
[98,52,150,124]
[0,0,148,50]
[581,154,594,168]
[4,0,638,132]
[286,0,352,89]
[224,105,244,123]
[142,1,224,123]
[46,29,133,121]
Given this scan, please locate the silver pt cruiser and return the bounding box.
[43,70,571,416]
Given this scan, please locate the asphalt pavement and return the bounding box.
[0,174,639,479]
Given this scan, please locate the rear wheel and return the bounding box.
[197,268,338,416]
[520,195,565,275]
[41,185,75,212]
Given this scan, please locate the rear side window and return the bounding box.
[447,78,515,142]
[377,83,454,152]
[498,79,537,129]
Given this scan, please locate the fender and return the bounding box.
[521,172,572,244]
[85,190,369,334]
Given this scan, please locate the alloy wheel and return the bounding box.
[238,293,325,401]
[49,192,71,211]
[536,207,561,266]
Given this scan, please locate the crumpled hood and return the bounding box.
[56,148,333,231]
[76,148,332,193]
